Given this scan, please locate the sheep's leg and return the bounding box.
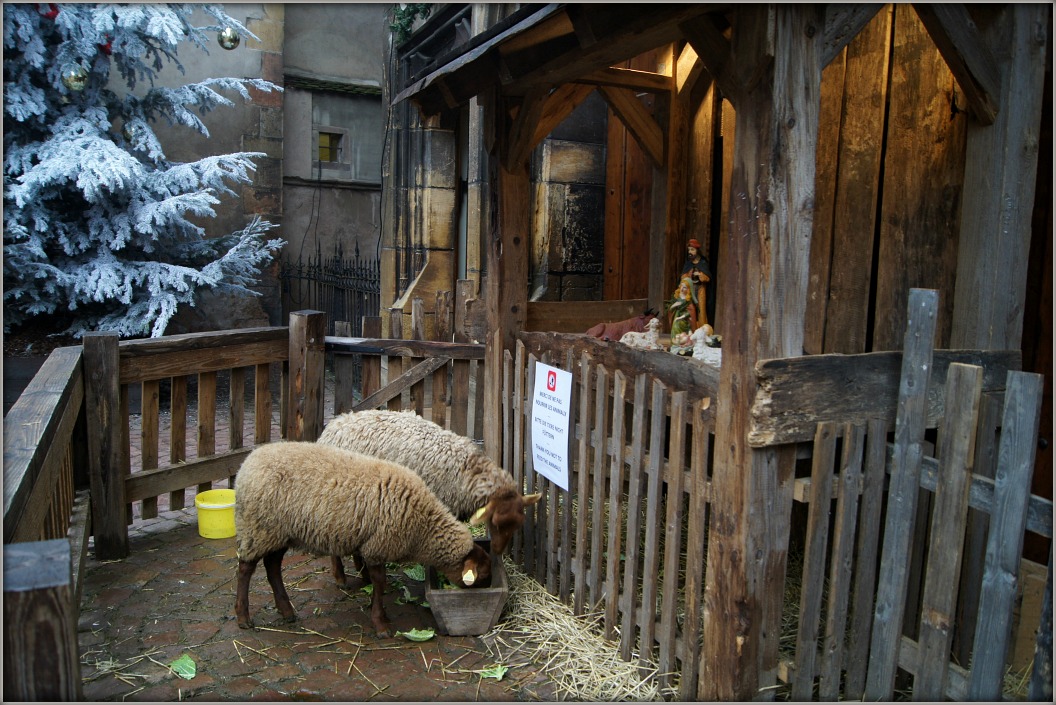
[366,563,393,638]
[331,555,348,586]
[235,558,258,628]
[354,553,370,583]
[262,548,297,623]
[331,553,370,587]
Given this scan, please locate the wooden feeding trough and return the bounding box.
[426,539,508,635]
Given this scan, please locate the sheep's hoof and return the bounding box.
[282,614,298,624]
[375,627,392,639]
[237,618,253,629]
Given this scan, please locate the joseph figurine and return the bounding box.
[681,239,711,326]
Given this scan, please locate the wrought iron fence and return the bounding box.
[280,243,381,392]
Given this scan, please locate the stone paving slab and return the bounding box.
[78,510,559,702]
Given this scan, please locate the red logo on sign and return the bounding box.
[547,370,557,391]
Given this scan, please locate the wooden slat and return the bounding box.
[677,398,710,700]
[353,357,449,412]
[954,393,1001,664]
[68,489,92,606]
[588,365,610,609]
[638,381,667,667]
[802,46,846,356]
[450,359,470,435]
[387,310,404,413]
[843,418,890,699]
[325,337,484,360]
[524,298,649,335]
[517,345,534,575]
[871,7,965,351]
[791,422,838,701]
[620,373,649,661]
[658,390,687,692]
[1027,548,1053,701]
[252,364,272,448]
[169,375,188,508]
[821,7,892,354]
[603,370,628,640]
[333,321,356,416]
[126,450,252,502]
[864,288,939,700]
[916,363,983,700]
[196,370,217,494]
[472,358,485,443]
[119,336,287,383]
[503,348,518,562]
[750,349,1020,446]
[410,298,426,418]
[967,371,1045,700]
[229,366,245,485]
[818,423,866,700]
[573,354,594,615]
[431,294,451,428]
[140,379,160,520]
[558,347,575,602]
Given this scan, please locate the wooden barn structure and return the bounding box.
[4,2,1052,701]
[386,2,1053,700]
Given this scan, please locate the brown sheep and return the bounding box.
[233,441,491,637]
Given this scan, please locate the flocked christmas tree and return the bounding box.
[3,3,285,338]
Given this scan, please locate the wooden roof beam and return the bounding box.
[597,85,665,167]
[912,3,1001,125]
[821,4,883,67]
[531,83,597,146]
[679,14,742,103]
[576,66,672,93]
[504,88,550,171]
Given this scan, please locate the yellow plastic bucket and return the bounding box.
[194,489,236,539]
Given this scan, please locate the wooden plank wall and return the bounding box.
[802,5,974,354]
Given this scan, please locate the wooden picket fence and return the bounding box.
[495,289,1052,700]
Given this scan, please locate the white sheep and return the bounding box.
[690,324,723,365]
[318,410,540,561]
[233,441,492,638]
[619,316,663,351]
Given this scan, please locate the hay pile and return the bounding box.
[482,558,667,701]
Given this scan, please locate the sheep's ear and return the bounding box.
[522,493,542,508]
[462,568,477,586]
[470,504,491,526]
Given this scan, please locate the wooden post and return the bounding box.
[697,5,823,700]
[484,90,531,461]
[333,320,355,416]
[287,310,326,442]
[361,316,382,402]
[82,332,128,560]
[3,539,83,700]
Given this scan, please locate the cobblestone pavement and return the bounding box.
[78,512,558,702]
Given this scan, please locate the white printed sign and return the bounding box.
[530,362,573,491]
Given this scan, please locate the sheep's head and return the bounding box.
[443,543,493,588]
[470,489,542,554]
[646,317,661,332]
